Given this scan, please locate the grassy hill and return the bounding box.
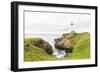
[66,32,90,59]
[24,38,62,61]
[24,32,90,62]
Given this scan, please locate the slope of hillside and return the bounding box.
[24,32,90,61]
[66,32,90,59]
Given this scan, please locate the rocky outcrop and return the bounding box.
[32,39,53,54]
[54,34,73,53]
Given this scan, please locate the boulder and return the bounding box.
[32,39,53,54]
[54,34,73,53]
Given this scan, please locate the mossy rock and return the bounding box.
[25,38,53,54]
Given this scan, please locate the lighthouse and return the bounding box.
[70,22,75,33]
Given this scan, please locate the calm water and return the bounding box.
[25,33,66,58]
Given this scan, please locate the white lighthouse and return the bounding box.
[70,22,75,33]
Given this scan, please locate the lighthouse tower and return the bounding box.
[70,22,75,33]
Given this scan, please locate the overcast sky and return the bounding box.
[25,11,91,34]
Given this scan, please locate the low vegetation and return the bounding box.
[24,32,90,62]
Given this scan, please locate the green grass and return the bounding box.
[24,46,56,61]
[24,38,66,61]
[24,32,90,61]
[24,38,42,47]
[66,32,90,59]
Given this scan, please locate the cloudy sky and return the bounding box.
[25,11,91,34]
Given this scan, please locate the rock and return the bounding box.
[32,39,53,54]
[54,34,73,53]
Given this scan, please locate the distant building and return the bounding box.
[70,22,75,33]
